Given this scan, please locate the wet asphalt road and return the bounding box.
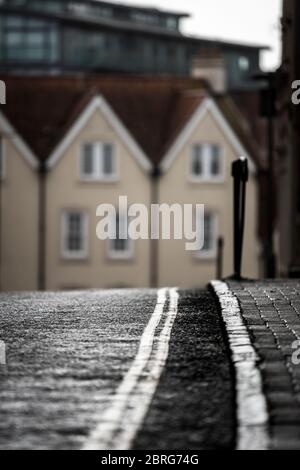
[0,288,235,450]
[134,290,235,450]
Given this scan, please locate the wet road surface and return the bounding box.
[0,288,235,450]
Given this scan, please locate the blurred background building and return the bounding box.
[0,0,279,290]
[277,0,300,277]
[0,75,262,290]
[0,0,267,90]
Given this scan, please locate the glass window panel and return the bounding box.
[3,17,59,64]
[238,56,250,71]
[49,29,58,45]
[192,145,203,176]
[48,28,59,62]
[5,15,24,28]
[82,144,94,176]
[6,46,25,60]
[99,7,113,18]
[166,17,178,30]
[27,32,44,46]
[210,145,221,176]
[66,213,84,252]
[102,144,114,175]
[34,1,64,13]
[112,214,129,252]
[6,31,23,46]
[26,46,45,61]
[27,19,46,29]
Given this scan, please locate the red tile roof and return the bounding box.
[1,74,262,169]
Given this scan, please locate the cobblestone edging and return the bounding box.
[210,281,270,450]
[228,280,300,450]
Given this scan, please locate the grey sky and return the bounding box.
[114,0,282,70]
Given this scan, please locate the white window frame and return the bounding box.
[189,143,225,183]
[195,212,218,260]
[61,210,89,260]
[107,212,134,260]
[79,142,118,182]
[0,137,6,180]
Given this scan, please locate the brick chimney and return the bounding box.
[191,47,226,93]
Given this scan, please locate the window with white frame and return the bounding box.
[61,211,88,259]
[108,212,133,259]
[197,212,218,258]
[190,144,223,181]
[80,142,116,181]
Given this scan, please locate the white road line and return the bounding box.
[0,340,6,365]
[211,281,270,451]
[82,287,179,450]
[115,288,179,450]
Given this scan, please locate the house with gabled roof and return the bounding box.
[0,75,263,290]
[0,104,39,291]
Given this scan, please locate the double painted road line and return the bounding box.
[211,281,270,450]
[83,287,179,451]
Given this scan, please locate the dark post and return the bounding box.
[266,75,276,278]
[231,157,249,280]
[253,72,277,278]
[217,236,224,280]
[150,167,160,288]
[0,150,2,292]
[38,162,47,291]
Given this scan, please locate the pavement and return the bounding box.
[1,281,300,450]
[227,280,300,450]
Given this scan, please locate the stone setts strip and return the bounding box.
[211,281,270,450]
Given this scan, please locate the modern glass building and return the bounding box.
[0,0,267,89]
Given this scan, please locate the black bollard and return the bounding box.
[217,236,224,280]
[231,157,248,280]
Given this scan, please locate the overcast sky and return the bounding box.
[114,0,282,70]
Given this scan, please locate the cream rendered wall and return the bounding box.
[0,137,39,291]
[46,108,152,290]
[158,109,260,288]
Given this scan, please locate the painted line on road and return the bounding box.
[211,281,270,451]
[82,287,179,450]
